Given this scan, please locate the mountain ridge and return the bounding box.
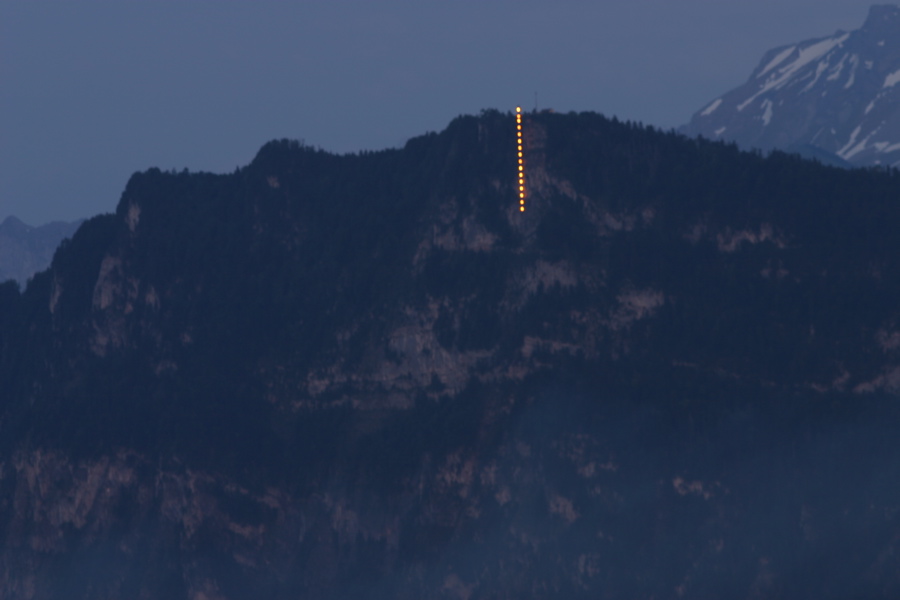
[2,111,900,598]
[681,4,900,168]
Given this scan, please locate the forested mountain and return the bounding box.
[2,110,900,599]
[0,216,82,287]
[682,4,900,168]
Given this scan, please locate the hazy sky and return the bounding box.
[0,1,877,225]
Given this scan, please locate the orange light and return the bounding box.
[516,106,526,213]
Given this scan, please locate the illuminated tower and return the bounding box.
[516,106,526,212]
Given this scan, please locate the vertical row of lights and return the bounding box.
[516,106,526,212]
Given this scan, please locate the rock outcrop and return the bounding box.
[2,111,900,598]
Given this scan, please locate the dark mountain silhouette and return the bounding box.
[682,4,900,169]
[0,216,83,287]
[2,110,900,599]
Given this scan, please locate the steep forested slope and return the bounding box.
[1,110,900,599]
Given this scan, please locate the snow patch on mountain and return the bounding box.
[701,99,723,116]
[681,5,900,169]
[737,33,850,111]
[872,141,900,152]
[758,46,796,78]
[761,99,774,126]
[884,68,900,88]
[802,57,831,92]
[839,126,864,156]
[844,54,859,88]
[826,54,848,81]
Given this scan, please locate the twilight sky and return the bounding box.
[0,1,877,225]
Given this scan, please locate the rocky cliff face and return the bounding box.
[682,4,900,168]
[2,111,900,598]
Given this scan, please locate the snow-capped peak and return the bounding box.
[681,4,900,169]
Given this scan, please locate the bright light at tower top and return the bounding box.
[516,106,522,113]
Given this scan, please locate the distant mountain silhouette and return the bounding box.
[683,4,900,169]
[1,111,900,598]
[0,215,83,286]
